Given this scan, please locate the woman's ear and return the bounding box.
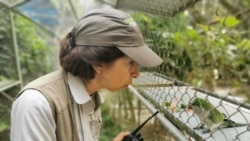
[92,64,102,74]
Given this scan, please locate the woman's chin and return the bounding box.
[108,85,129,92]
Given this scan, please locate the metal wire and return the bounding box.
[116,0,200,17]
[132,72,250,141]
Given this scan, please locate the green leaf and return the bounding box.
[238,39,250,50]
[197,24,210,31]
[0,122,7,132]
[220,16,240,28]
[187,28,198,39]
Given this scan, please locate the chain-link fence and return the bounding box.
[1,0,250,141]
[112,0,250,140]
[116,0,200,17]
[131,72,250,141]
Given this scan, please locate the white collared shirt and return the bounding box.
[67,72,103,141]
[11,73,103,141]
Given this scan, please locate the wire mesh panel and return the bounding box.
[0,3,20,137]
[133,73,250,141]
[116,0,200,17]
[0,3,20,90]
[123,0,250,140]
[0,0,249,140]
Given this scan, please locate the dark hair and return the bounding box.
[59,33,125,81]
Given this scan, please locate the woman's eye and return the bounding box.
[129,61,138,67]
[129,61,135,65]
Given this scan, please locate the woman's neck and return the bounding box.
[83,78,100,95]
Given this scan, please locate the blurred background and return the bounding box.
[0,0,250,141]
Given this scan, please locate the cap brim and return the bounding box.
[118,45,163,67]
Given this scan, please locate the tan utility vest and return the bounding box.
[17,69,101,141]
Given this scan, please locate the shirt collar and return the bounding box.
[67,72,91,104]
[67,72,104,105]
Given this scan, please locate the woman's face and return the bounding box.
[96,56,140,91]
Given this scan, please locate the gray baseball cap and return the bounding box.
[71,8,162,67]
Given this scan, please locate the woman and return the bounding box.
[11,8,162,141]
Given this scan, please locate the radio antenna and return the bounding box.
[131,111,159,136]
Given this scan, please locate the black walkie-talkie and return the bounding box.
[122,111,159,141]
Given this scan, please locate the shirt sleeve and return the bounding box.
[11,89,56,141]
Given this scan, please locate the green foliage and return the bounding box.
[100,104,122,141]
[14,14,53,83]
[0,98,10,132]
[219,16,240,28]
[0,10,52,83]
[132,13,193,80]
[0,7,53,140]
[0,7,17,81]
[132,7,250,91]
